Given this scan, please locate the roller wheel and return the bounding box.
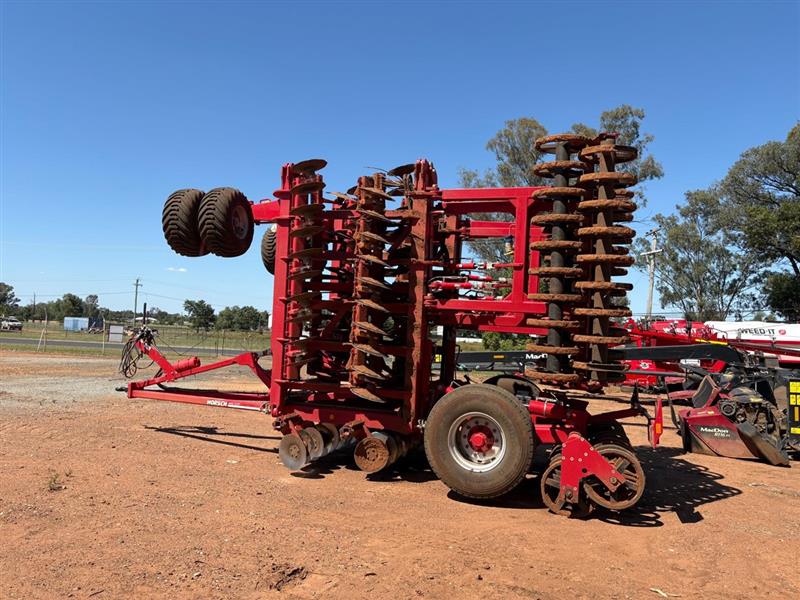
[162,188,208,256]
[424,384,534,499]
[582,444,645,511]
[540,452,594,518]
[199,187,254,257]
[261,225,277,274]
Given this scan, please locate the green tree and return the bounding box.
[183,299,216,331]
[763,272,800,322]
[83,294,99,318]
[634,189,756,321]
[0,282,20,312]
[718,123,799,318]
[216,305,267,330]
[459,105,663,261]
[53,293,85,321]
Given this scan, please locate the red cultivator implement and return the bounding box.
[121,134,665,516]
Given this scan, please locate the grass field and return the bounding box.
[1,320,271,352]
[0,321,493,363]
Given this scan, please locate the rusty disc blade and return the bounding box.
[290,203,325,218]
[328,191,357,203]
[528,266,584,277]
[350,343,389,359]
[579,171,637,187]
[292,158,327,173]
[529,240,583,252]
[525,344,580,355]
[572,334,629,345]
[526,293,583,303]
[286,291,321,305]
[571,361,628,373]
[532,160,588,179]
[350,386,386,403]
[356,276,390,291]
[579,144,637,164]
[531,186,587,201]
[387,163,415,176]
[573,307,632,318]
[525,318,580,329]
[356,253,390,267]
[356,208,392,223]
[534,133,591,153]
[351,363,388,381]
[576,225,635,239]
[577,199,637,212]
[575,254,635,266]
[354,320,388,337]
[290,180,326,196]
[354,298,390,313]
[290,225,325,238]
[531,213,584,225]
[527,370,583,384]
[288,269,324,281]
[357,231,390,245]
[358,186,392,200]
[574,281,633,291]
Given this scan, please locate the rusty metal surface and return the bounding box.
[527,132,638,387]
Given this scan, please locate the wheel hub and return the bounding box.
[448,412,506,473]
[467,426,494,453]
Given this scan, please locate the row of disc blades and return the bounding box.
[526,133,638,388]
[282,161,416,404]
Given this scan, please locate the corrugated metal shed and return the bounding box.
[63,316,89,331]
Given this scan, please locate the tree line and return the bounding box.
[0,285,269,332]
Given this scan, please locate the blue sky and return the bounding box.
[1,0,798,318]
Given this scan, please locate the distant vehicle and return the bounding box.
[0,316,23,331]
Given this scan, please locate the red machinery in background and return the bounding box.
[121,133,663,517]
[623,319,800,391]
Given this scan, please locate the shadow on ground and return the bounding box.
[144,425,281,453]
[448,446,742,527]
[144,425,742,526]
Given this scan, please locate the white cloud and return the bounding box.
[166,267,188,273]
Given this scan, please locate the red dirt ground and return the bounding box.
[1,350,798,599]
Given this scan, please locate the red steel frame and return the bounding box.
[126,159,663,511]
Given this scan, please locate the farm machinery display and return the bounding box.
[121,133,665,516]
[622,319,800,391]
[620,322,800,465]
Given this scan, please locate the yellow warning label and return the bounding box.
[795,406,799,421]
[791,394,799,406]
[792,427,800,435]
[790,381,800,393]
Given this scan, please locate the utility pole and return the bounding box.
[133,278,142,326]
[640,228,663,320]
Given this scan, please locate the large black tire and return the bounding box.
[261,226,277,274]
[198,187,254,257]
[424,384,534,499]
[162,189,208,256]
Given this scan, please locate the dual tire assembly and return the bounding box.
[162,188,255,258]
